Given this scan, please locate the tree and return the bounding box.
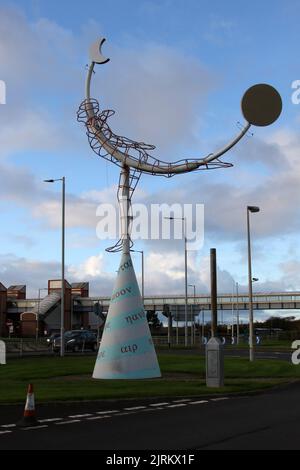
[147,311,162,331]
[263,316,295,331]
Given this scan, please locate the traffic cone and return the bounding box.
[17,383,39,427]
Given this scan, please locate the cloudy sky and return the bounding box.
[0,0,300,321]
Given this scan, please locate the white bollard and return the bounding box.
[0,340,6,364]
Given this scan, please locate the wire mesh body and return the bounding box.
[77,98,233,178]
[77,97,236,252]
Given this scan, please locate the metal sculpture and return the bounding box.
[78,38,282,379]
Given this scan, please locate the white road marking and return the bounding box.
[124,406,146,411]
[69,414,93,418]
[167,404,187,408]
[172,399,191,403]
[211,397,229,401]
[56,419,81,425]
[86,415,111,420]
[22,425,48,430]
[141,407,163,411]
[39,418,63,423]
[149,402,169,407]
[0,430,12,435]
[1,424,16,428]
[96,410,119,415]
[190,400,209,405]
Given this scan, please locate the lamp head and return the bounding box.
[247,206,260,213]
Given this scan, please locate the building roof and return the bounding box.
[71,282,89,289]
[7,285,26,291]
[0,282,7,292]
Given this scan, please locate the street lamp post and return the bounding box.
[44,177,66,357]
[247,205,260,362]
[131,250,144,304]
[231,283,235,340]
[236,282,240,345]
[165,216,188,347]
[188,284,196,346]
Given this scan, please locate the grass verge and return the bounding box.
[0,354,299,403]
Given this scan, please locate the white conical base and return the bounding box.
[93,252,161,379]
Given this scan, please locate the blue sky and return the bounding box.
[0,0,300,323]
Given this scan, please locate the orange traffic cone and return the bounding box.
[17,383,39,427]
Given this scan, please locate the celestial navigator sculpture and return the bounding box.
[78,38,282,379]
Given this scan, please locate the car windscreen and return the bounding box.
[64,332,81,339]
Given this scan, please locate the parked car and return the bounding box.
[52,330,98,353]
[46,333,60,347]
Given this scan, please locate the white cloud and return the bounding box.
[68,253,106,279]
[144,251,235,295]
[94,43,215,156]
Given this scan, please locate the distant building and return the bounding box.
[7,285,26,300]
[71,282,89,298]
[0,283,7,336]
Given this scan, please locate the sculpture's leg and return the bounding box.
[119,164,131,255]
[92,165,161,379]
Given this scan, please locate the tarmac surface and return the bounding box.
[0,381,299,450]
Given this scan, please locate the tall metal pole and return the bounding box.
[231,283,234,339]
[210,248,217,337]
[120,164,130,255]
[188,284,196,346]
[131,249,144,305]
[36,289,41,341]
[141,250,144,304]
[192,285,195,345]
[184,218,188,347]
[247,206,259,361]
[236,282,240,345]
[164,216,188,347]
[61,176,65,357]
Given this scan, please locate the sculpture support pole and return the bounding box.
[119,164,131,255]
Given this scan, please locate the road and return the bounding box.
[0,382,300,450]
[159,347,291,361]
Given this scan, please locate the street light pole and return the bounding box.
[236,282,240,345]
[247,205,260,362]
[131,250,144,304]
[61,176,65,357]
[44,177,66,357]
[165,216,188,347]
[188,284,196,346]
[231,283,235,340]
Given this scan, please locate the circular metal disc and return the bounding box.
[241,84,282,126]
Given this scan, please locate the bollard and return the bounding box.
[206,337,224,387]
[0,340,6,364]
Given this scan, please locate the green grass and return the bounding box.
[0,354,299,404]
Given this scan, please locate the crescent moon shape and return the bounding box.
[89,37,110,64]
[80,38,279,176]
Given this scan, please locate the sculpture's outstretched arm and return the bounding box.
[80,38,281,177]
